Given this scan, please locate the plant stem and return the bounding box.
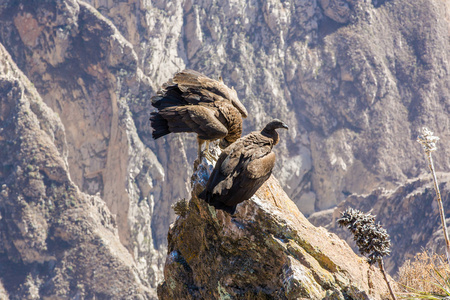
[426,152,450,265]
[379,259,397,300]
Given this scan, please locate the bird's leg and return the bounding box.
[194,138,204,169]
[202,140,218,163]
[198,139,204,160]
[195,139,216,167]
[203,140,211,160]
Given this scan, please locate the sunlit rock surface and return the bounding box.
[0,0,178,291]
[158,172,393,299]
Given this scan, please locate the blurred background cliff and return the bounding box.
[0,0,449,298]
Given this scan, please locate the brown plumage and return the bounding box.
[199,119,289,214]
[150,69,248,159]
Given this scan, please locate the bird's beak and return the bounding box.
[281,123,289,130]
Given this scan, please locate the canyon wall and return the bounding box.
[0,0,449,297]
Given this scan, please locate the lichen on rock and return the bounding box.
[158,169,393,299]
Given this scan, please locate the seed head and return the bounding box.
[337,208,391,265]
[417,127,440,153]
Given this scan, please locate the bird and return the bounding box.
[199,119,289,214]
[150,69,248,161]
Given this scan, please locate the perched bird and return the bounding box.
[199,119,289,214]
[150,69,248,161]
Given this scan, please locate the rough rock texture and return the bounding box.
[0,0,180,290]
[0,280,9,300]
[0,44,153,298]
[158,175,393,299]
[299,0,450,212]
[309,173,450,276]
[319,0,351,23]
[1,0,449,296]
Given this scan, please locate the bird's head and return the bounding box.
[261,119,288,145]
[263,119,289,131]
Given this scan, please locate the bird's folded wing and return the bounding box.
[244,152,276,179]
[151,85,187,108]
[178,106,228,140]
[219,141,248,176]
[173,69,248,117]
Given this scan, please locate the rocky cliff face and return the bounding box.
[83,0,450,276]
[0,43,153,299]
[158,175,393,299]
[1,0,449,297]
[81,0,450,216]
[0,0,177,294]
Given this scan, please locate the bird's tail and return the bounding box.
[198,190,237,215]
[149,112,170,139]
[211,202,237,215]
[198,189,208,202]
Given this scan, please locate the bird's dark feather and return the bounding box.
[199,129,279,212]
[149,70,246,149]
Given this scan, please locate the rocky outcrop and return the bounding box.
[158,174,394,299]
[318,0,351,23]
[0,43,153,298]
[309,173,450,275]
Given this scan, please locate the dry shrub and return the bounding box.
[397,251,450,296]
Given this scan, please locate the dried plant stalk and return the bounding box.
[417,127,450,265]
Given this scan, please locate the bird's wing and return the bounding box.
[219,150,240,174]
[209,140,274,203]
[208,137,266,193]
[151,84,187,109]
[161,106,228,139]
[206,139,245,195]
[173,69,248,117]
[217,133,269,173]
[244,151,276,180]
